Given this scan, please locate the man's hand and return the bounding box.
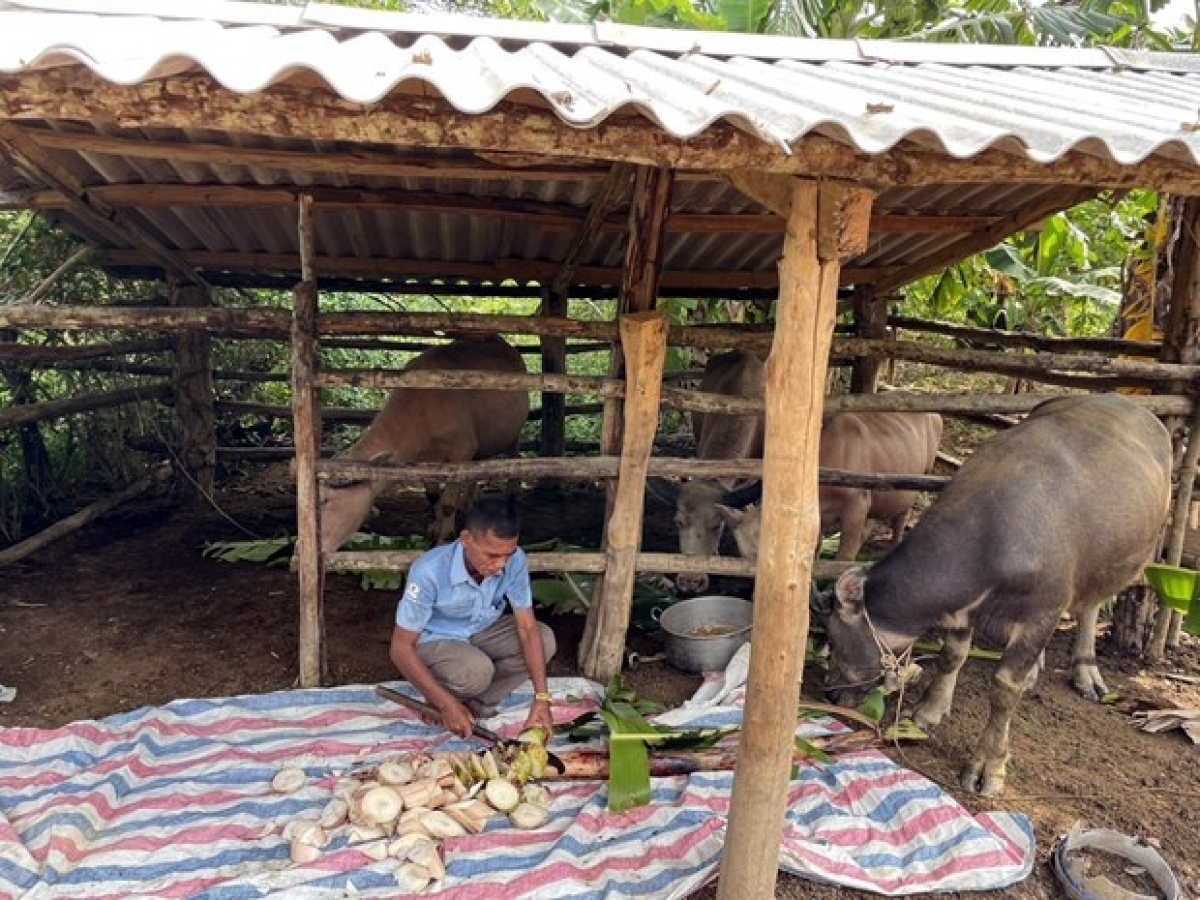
[438,695,476,739]
[524,697,554,732]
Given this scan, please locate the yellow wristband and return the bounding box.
[533,692,552,704]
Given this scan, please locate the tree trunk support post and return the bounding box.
[170,282,216,498]
[580,165,672,680]
[1151,197,1200,659]
[293,194,326,687]
[850,284,886,394]
[716,177,873,900]
[579,310,668,680]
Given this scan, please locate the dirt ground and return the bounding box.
[1,464,1199,900]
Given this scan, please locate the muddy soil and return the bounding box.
[1,464,1198,900]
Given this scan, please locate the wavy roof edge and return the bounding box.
[3,0,1200,72]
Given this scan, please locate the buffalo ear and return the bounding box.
[645,476,680,506]
[833,566,869,614]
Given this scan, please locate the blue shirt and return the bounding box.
[395,541,532,643]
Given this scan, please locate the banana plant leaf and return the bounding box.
[559,679,734,813]
[202,532,429,591]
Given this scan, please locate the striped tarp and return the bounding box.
[0,677,1033,899]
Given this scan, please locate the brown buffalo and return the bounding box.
[319,336,528,553]
[716,411,944,563]
[647,349,765,594]
[821,394,1171,796]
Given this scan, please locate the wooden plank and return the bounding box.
[7,72,1200,193]
[24,127,613,181]
[579,311,668,682]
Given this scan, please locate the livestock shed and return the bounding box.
[4,1,1200,894]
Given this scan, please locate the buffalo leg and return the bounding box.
[430,481,474,545]
[885,511,910,548]
[961,635,1044,797]
[908,627,971,729]
[1069,603,1108,701]
[834,493,871,561]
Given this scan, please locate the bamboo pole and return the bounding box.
[719,180,871,900]
[292,195,326,688]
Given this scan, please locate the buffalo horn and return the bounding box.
[645,477,681,506]
[720,480,763,509]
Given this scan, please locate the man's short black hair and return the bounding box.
[462,495,520,539]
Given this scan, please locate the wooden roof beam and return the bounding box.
[5,184,1004,236]
[24,126,613,182]
[550,162,634,298]
[0,122,206,286]
[100,247,885,289]
[4,71,1200,194]
[873,187,1100,293]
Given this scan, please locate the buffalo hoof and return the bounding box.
[1071,665,1108,702]
[959,758,1006,797]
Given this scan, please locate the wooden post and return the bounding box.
[1149,197,1200,658]
[849,284,887,394]
[170,282,216,498]
[578,310,668,681]
[717,179,872,900]
[292,195,326,687]
[539,287,568,459]
[580,165,672,676]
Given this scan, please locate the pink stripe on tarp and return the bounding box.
[40,821,282,865]
[435,816,725,900]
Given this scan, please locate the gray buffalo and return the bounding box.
[716,411,944,563]
[820,394,1171,796]
[319,336,529,553]
[648,349,765,594]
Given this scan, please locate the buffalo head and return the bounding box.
[821,567,886,708]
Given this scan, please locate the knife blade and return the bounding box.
[374,684,503,745]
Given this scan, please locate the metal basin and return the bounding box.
[657,595,752,674]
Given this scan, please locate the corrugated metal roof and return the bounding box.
[0,0,1197,294]
[3,0,1200,166]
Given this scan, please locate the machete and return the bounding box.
[374,684,503,745]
